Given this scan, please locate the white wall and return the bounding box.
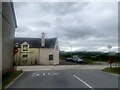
[53,40,59,65]
[39,39,59,65]
[39,48,55,65]
[39,46,59,65]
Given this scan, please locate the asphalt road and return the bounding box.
[6,69,118,89]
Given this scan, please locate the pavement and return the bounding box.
[5,65,119,89]
[16,65,108,71]
[95,61,119,66]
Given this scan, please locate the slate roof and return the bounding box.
[15,37,57,48]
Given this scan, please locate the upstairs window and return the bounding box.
[23,45,28,51]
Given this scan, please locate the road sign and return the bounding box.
[107,45,112,49]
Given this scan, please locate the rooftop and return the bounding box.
[15,37,57,48]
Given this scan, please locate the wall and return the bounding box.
[39,39,59,65]
[53,40,59,65]
[2,2,17,73]
[0,2,2,89]
[39,48,55,65]
[27,48,39,65]
[2,14,15,72]
[16,48,39,65]
[0,15,2,69]
[16,47,59,65]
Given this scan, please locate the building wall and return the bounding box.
[2,2,17,73]
[2,14,15,73]
[16,47,59,65]
[39,39,59,65]
[16,48,39,65]
[29,48,39,65]
[39,48,54,65]
[0,2,2,88]
[53,40,59,65]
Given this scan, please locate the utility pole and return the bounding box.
[107,45,112,69]
[70,45,72,58]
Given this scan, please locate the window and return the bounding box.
[22,55,28,62]
[23,45,28,51]
[49,55,53,61]
[15,43,19,47]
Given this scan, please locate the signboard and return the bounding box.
[107,45,112,49]
[108,57,113,64]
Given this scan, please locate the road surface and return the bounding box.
[6,67,119,89]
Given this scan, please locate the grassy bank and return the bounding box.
[2,70,23,89]
[102,67,120,74]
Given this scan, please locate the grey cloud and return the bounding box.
[14,2,28,8]
[14,2,118,52]
[15,26,29,33]
[36,2,89,15]
[30,21,52,28]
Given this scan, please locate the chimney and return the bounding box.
[41,32,45,47]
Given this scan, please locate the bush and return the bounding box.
[83,59,93,64]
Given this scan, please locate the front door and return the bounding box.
[22,55,28,65]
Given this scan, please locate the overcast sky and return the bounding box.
[14,1,118,52]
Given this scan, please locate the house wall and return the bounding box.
[2,2,17,73]
[16,48,39,65]
[39,47,59,65]
[16,47,59,65]
[29,48,39,65]
[53,40,59,65]
[39,48,54,65]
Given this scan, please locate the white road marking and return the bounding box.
[32,73,39,77]
[5,72,24,88]
[32,73,35,76]
[32,72,59,77]
[37,74,39,76]
[73,75,95,90]
[53,73,56,75]
[43,73,45,76]
[48,73,50,75]
[53,72,59,75]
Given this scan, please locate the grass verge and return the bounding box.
[102,67,120,74]
[59,59,99,65]
[2,70,23,89]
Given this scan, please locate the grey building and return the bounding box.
[1,2,17,73]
